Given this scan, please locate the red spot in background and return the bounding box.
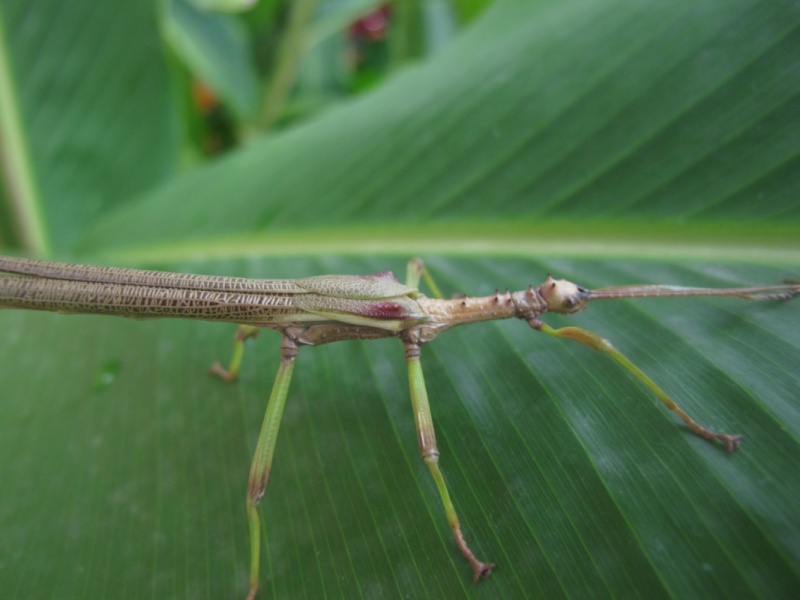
[191,79,237,155]
[350,5,392,41]
[192,80,218,113]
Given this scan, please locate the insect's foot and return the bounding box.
[470,559,495,583]
[692,425,742,453]
[717,433,743,454]
[209,361,237,382]
[245,583,258,600]
[453,526,494,583]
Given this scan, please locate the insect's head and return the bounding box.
[539,276,590,315]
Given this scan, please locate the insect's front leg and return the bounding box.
[403,337,495,582]
[245,334,299,600]
[532,321,742,453]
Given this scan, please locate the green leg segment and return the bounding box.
[406,258,445,299]
[404,341,494,582]
[210,325,261,381]
[245,336,298,600]
[536,322,742,453]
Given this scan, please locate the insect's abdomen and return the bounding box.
[0,276,300,323]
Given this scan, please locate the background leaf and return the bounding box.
[0,0,179,252]
[0,0,798,599]
[1,257,798,599]
[163,0,259,120]
[78,0,800,256]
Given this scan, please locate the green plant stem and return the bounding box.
[0,7,48,255]
[256,0,318,131]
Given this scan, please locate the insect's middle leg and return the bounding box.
[403,339,494,582]
[534,322,742,453]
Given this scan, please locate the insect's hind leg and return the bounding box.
[403,339,495,582]
[533,321,742,453]
[210,324,261,382]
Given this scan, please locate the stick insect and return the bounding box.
[1,255,798,599]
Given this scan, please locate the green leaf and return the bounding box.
[0,0,179,253]
[1,257,798,599]
[77,0,800,255]
[1,1,799,599]
[188,0,257,13]
[163,0,259,120]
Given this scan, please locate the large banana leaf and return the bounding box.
[1,1,799,599]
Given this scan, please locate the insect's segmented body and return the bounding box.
[0,256,551,342]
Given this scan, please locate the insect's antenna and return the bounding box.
[588,282,800,302]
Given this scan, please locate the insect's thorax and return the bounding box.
[414,287,546,335]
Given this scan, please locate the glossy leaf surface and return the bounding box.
[0,1,798,599]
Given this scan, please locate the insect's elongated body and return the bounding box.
[0,255,554,341]
[1,254,798,599]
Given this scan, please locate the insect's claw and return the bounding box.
[720,433,743,454]
[701,430,741,453]
[209,361,237,382]
[472,560,496,583]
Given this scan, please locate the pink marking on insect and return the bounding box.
[364,301,412,319]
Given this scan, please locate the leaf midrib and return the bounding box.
[86,220,800,265]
